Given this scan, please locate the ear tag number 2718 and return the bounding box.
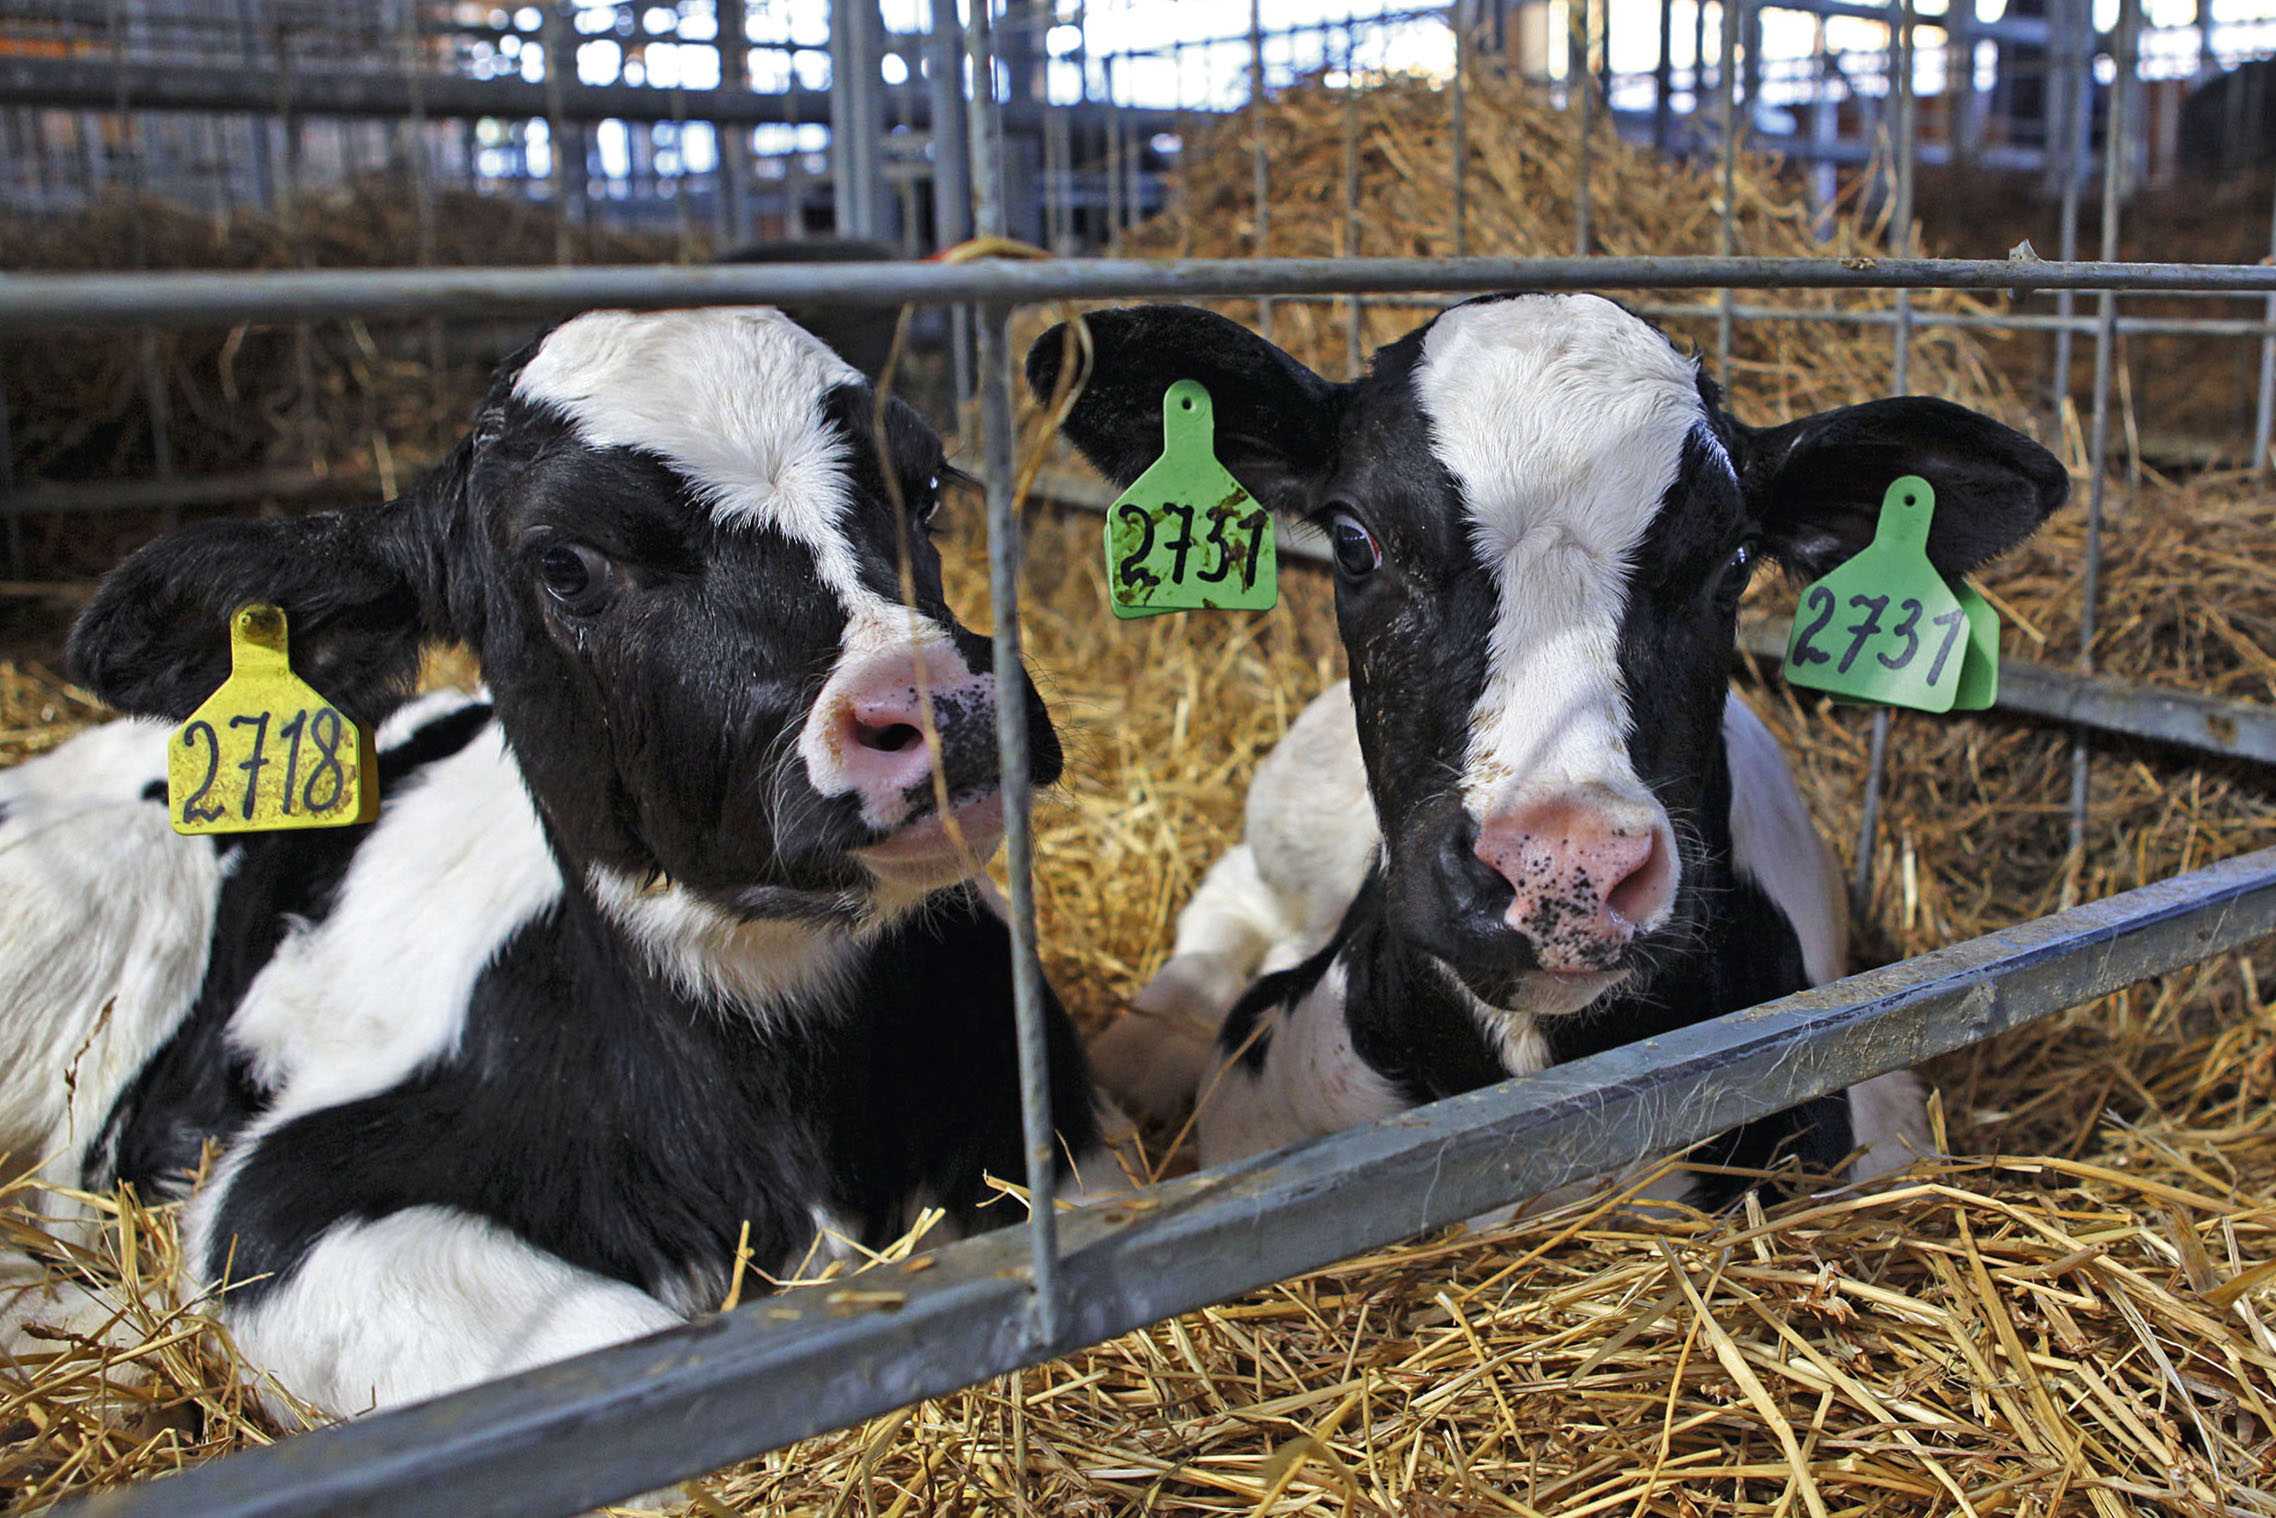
[1783,476,1998,714]
[1104,380,1278,620]
[168,604,378,837]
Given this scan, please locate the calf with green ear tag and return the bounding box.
[1032,293,2066,1203]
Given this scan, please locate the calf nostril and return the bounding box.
[1603,830,1671,929]
[854,720,925,755]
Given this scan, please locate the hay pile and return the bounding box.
[1123,66,2015,425]
[8,72,2276,1518]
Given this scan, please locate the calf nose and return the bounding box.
[821,650,996,819]
[1473,789,1676,973]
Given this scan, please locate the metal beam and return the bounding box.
[1739,620,2276,767]
[0,55,1192,135]
[13,254,2276,331]
[61,847,2276,1518]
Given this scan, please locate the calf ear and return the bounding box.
[1739,397,2069,580]
[69,473,459,729]
[1025,305,1341,516]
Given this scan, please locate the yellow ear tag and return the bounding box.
[168,604,378,837]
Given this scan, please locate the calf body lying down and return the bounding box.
[1037,294,2066,1200]
[1,307,1105,1414]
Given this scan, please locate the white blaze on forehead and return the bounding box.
[1413,294,1708,812]
[513,306,887,613]
[517,308,970,809]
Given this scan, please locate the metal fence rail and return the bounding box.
[60,846,2276,1518]
[12,253,2276,332]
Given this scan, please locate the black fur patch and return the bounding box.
[211,884,1100,1304]
[92,701,500,1195]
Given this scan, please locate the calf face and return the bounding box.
[1035,295,2064,1011]
[72,307,1058,923]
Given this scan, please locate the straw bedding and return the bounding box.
[7,73,2276,1516]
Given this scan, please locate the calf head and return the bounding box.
[1034,295,2064,1011]
[74,307,1059,922]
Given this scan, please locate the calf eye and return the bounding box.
[1717,540,1759,605]
[919,473,943,526]
[538,543,613,616]
[1328,511,1382,579]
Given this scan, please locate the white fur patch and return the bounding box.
[1196,962,1405,1167]
[513,307,887,617]
[587,866,863,1021]
[0,719,221,1200]
[1845,1069,1932,1181]
[224,710,563,1115]
[1413,295,1704,835]
[224,1205,680,1417]
[1723,694,1848,984]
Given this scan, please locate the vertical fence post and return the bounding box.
[0,378,17,580]
[1854,0,1917,915]
[966,0,1064,1351]
[1655,0,1675,151]
[2069,0,2137,892]
[1251,0,1274,341]
[542,1,575,263]
[1573,0,1593,257]
[1715,0,1740,379]
[2050,0,2087,429]
[2253,174,2276,469]
[719,0,752,244]
[1452,0,1470,258]
[928,0,974,424]
[1343,10,1364,378]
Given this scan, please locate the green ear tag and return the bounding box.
[1103,380,1277,621]
[1950,579,2000,711]
[1783,476,1988,715]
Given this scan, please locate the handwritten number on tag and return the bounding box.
[303,709,349,813]
[179,721,226,826]
[1792,587,1836,667]
[1878,599,1923,671]
[1925,608,1968,686]
[181,705,351,827]
[1115,504,1156,589]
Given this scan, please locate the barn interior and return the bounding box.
[5,2,2276,1513]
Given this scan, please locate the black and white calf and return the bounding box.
[1034,294,2066,1201]
[0,306,1107,1414]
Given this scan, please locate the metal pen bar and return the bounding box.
[964,0,1063,1352]
[63,848,2276,1518]
[541,1,573,263]
[1269,294,2276,342]
[1573,0,1592,257]
[21,254,2276,330]
[1856,0,1917,916]
[1734,621,2276,766]
[1251,0,1274,340]
[1716,0,1741,377]
[2254,157,2276,469]
[1452,0,1469,259]
[0,377,17,580]
[2070,0,2137,888]
[1343,10,1364,378]
[2049,0,2086,427]
[719,0,751,242]
[925,0,973,415]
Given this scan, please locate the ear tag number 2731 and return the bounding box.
[1104,380,1278,620]
[168,604,378,837]
[1783,476,1998,714]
